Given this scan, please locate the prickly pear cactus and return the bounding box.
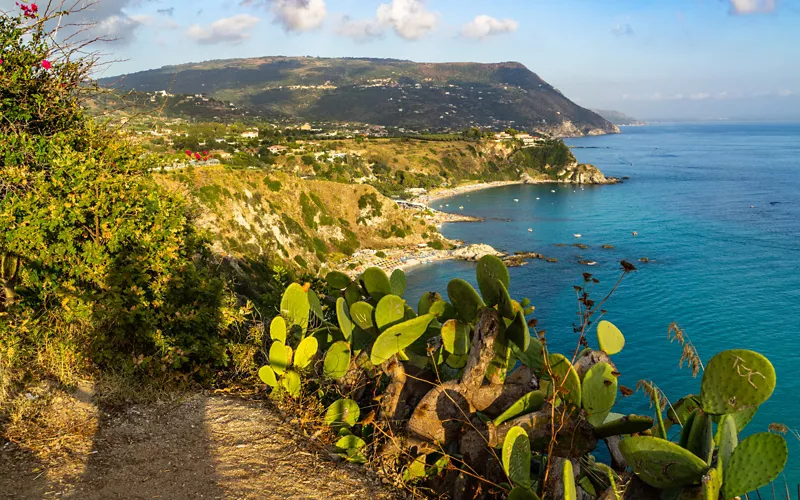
[716,414,737,475]
[350,301,376,331]
[685,411,713,464]
[390,269,407,296]
[375,295,405,331]
[596,320,625,355]
[325,271,351,290]
[370,314,435,365]
[618,436,708,488]
[336,297,355,340]
[505,310,530,351]
[593,414,654,439]
[258,365,277,387]
[502,426,532,489]
[270,316,287,343]
[280,283,310,333]
[269,341,290,375]
[476,255,510,307]
[325,398,360,428]
[361,267,392,301]
[700,349,776,415]
[541,353,581,409]
[701,468,721,500]
[447,278,484,324]
[281,370,301,397]
[722,432,788,499]
[581,362,617,426]
[563,459,576,500]
[493,390,546,426]
[323,340,351,380]
[294,336,319,370]
[417,292,441,315]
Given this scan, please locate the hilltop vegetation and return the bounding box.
[99,57,618,137]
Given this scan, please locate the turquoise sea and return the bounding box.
[404,122,800,486]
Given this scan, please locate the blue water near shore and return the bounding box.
[404,122,800,485]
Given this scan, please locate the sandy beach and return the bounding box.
[413,180,527,205]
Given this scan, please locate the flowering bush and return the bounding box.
[0,5,252,398]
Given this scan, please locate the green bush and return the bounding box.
[0,9,251,398]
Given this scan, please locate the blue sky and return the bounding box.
[8,0,799,120]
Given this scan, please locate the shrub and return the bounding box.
[0,8,251,399]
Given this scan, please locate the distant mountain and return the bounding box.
[591,109,646,126]
[98,57,618,137]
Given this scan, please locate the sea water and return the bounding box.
[404,122,800,487]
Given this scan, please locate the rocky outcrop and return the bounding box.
[452,244,505,262]
[544,119,620,138]
[557,162,619,185]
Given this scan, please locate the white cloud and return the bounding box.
[270,0,327,32]
[376,0,438,40]
[0,0,147,44]
[729,0,776,14]
[460,15,518,40]
[611,23,634,37]
[335,16,384,42]
[186,14,261,45]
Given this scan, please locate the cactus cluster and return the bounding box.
[619,348,786,499]
[256,257,787,500]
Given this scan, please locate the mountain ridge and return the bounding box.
[98,56,619,137]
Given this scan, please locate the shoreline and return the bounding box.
[414,179,558,205]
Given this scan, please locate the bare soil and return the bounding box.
[1,392,398,499]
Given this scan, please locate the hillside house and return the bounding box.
[241,130,259,139]
[268,145,288,154]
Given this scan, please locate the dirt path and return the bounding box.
[1,393,397,499]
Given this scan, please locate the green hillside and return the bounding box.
[98,57,618,137]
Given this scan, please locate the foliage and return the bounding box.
[0,6,254,406]
[254,256,788,499]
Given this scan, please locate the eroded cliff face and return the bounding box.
[543,119,620,138]
[555,163,619,184]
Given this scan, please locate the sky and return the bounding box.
[5,0,800,120]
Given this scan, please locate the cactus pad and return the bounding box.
[258,365,277,387]
[502,426,532,488]
[350,301,376,331]
[294,336,319,370]
[323,341,351,380]
[505,310,530,351]
[429,299,457,321]
[700,349,775,415]
[722,432,788,499]
[280,283,310,332]
[685,411,713,464]
[476,255,510,307]
[390,269,407,296]
[496,280,516,320]
[541,353,582,409]
[336,297,355,340]
[447,278,485,324]
[269,341,289,375]
[269,316,287,343]
[716,414,737,476]
[513,337,545,375]
[441,319,470,355]
[618,436,708,488]
[335,435,366,451]
[308,290,324,321]
[417,292,441,315]
[493,390,546,426]
[563,459,577,500]
[701,468,720,500]
[375,295,406,331]
[344,282,361,306]
[596,320,625,355]
[325,271,351,290]
[324,398,360,427]
[593,414,655,439]
[361,267,392,301]
[280,370,301,397]
[370,313,436,366]
[581,362,618,427]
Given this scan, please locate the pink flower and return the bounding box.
[30,3,38,12]
[185,150,191,156]
[194,152,201,160]
[41,60,51,70]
